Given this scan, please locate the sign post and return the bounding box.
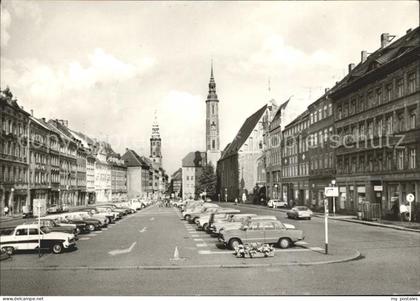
[406,193,415,222]
[325,185,339,216]
[324,198,329,255]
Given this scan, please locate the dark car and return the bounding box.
[25,219,78,239]
[47,215,90,234]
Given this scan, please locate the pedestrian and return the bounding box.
[235,198,238,205]
[399,202,409,221]
[242,193,246,204]
[4,206,9,216]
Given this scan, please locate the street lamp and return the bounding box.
[331,179,336,215]
[274,184,278,199]
[225,188,228,203]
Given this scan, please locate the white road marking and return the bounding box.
[138,227,148,233]
[198,248,312,255]
[310,247,324,251]
[295,241,308,245]
[196,243,208,247]
[79,237,90,241]
[193,238,204,241]
[191,234,200,237]
[102,228,109,231]
[85,233,97,237]
[108,242,137,256]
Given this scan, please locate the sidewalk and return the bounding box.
[230,203,420,234]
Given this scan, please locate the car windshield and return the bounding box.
[40,226,51,233]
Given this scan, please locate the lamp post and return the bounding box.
[225,188,227,203]
[324,198,329,255]
[331,179,336,216]
[274,184,278,199]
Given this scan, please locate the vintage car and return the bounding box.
[286,206,313,220]
[91,206,122,220]
[60,212,102,231]
[267,199,288,208]
[210,213,258,234]
[219,219,304,250]
[218,215,296,235]
[112,203,136,214]
[0,224,76,254]
[96,204,129,216]
[195,209,241,230]
[25,219,78,238]
[183,203,219,221]
[79,208,114,224]
[46,214,90,234]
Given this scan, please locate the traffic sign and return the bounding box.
[324,187,339,197]
[406,193,415,203]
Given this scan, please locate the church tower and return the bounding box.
[206,61,221,167]
[150,112,162,168]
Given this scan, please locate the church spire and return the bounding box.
[207,61,218,102]
[151,110,160,139]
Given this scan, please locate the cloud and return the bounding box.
[1,5,11,47]
[10,0,42,26]
[1,48,155,99]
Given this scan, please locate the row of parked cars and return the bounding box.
[0,198,153,256]
[175,200,305,250]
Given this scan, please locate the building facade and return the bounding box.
[122,149,150,199]
[108,156,127,202]
[331,29,420,215]
[182,151,207,199]
[0,89,30,215]
[150,114,162,169]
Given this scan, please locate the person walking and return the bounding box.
[242,193,246,204]
[235,198,238,206]
[4,206,9,216]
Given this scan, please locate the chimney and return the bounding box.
[381,33,390,48]
[361,50,368,63]
[42,117,46,122]
[406,28,412,34]
[30,109,34,116]
[325,88,329,94]
[348,63,355,73]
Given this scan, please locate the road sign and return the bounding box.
[406,193,415,203]
[324,187,339,197]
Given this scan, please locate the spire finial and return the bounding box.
[211,59,214,78]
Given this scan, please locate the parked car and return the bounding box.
[196,208,241,230]
[25,218,78,237]
[47,215,90,234]
[211,213,258,234]
[92,206,122,220]
[0,224,76,254]
[267,199,288,208]
[287,206,313,220]
[183,203,219,221]
[83,207,115,224]
[218,215,296,235]
[60,212,102,231]
[219,219,304,250]
[189,206,224,224]
[97,204,129,216]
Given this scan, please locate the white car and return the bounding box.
[219,215,296,235]
[183,203,219,220]
[287,206,313,220]
[267,199,288,208]
[196,209,241,230]
[0,224,76,254]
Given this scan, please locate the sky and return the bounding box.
[1,1,418,176]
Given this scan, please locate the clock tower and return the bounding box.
[206,62,221,167]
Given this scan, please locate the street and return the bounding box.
[1,203,419,295]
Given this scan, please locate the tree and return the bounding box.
[196,163,217,200]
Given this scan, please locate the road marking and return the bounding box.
[198,248,312,255]
[193,238,204,241]
[196,243,208,247]
[295,241,308,246]
[108,242,137,256]
[102,228,109,231]
[310,247,324,251]
[79,237,90,241]
[139,227,148,233]
[85,233,97,237]
[150,217,155,221]
[191,234,200,237]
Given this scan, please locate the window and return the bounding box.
[386,116,393,134]
[377,119,383,136]
[367,90,373,108]
[409,149,416,169]
[212,140,215,149]
[367,120,373,138]
[29,229,39,235]
[410,112,416,129]
[359,97,365,112]
[337,106,342,119]
[385,83,393,102]
[211,104,215,114]
[398,114,405,132]
[328,104,332,116]
[324,105,328,118]
[350,99,356,115]
[310,113,313,124]
[397,149,404,170]
[16,229,28,236]
[408,72,417,94]
[396,78,404,98]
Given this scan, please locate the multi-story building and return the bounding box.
[331,28,420,215]
[307,92,335,209]
[217,103,277,201]
[108,155,127,202]
[280,111,310,207]
[266,99,289,201]
[122,149,151,199]
[182,151,207,199]
[170,168,182,197]
[93,142,112,203]
[0,88,30,215]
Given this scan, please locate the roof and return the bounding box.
[331,26,420,97]
[0,89,31,116]
[219,104,267,160]
[122,149,149,168]
[182,151,207,167]
[270,98,290,124]
[171,168,182,180]
[284,110,310,130]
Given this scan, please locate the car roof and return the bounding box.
[16,224,39,229]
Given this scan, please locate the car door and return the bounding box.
[260,221,278,244]
[14,228,29,250]
[27,228,41,250]
[244,221,262,244]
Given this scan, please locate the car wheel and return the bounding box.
[278,238,291,249]
[229,238,241,250]
[192,217,198,224]
[88,224,95,232]
[75,227,81,235]
[1,246,14,255]
[184,214,190,221]
[203,223,208,231]
[52,243,63,254]
[307,217,311,220]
